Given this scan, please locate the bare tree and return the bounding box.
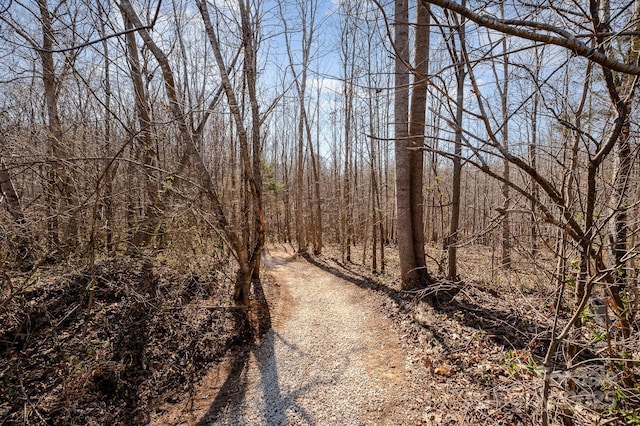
[120,9,161,254]
[419,0,640,420]
[278,0,322,254]
[119,0,266,307]
[339,0,360,263]
[408,0,433,285]
[196,0,265,305]
[393,0,413,285]
[497,2,511,269]
[0,0,81,254]
[444,2,465,280]
[97,0,116,255]
[394,0,435,288]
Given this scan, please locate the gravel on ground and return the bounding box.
[154,246,427,425]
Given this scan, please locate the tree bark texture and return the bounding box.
[37,0,78,253]
[395,0,433,288]
[447,3,464,281]
[394,0,418,288]
[121,12,161,254]
[408,1,432,284]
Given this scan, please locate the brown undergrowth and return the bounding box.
[315,244,637,425]
[2,243,637,425]
[0,256,249,425]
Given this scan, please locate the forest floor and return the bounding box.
[2,244,618,425]
[1,254,246,425]
[152,245,575,425]
[152,245,426,425]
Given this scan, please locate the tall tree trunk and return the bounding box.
[239,0,265,281]
[121,0,262,307]
[394,0,418,287]
[447,2,465,280]
[396,0,433,288]
[376,91,386,273]
[98,1,116,255]
[408,1,432,284]
[529,77,539,258]
[341,9,356,263]
[312,86,323,255]
[343,83,352,262]
[121,12,160,254]
[499,2,511,269]
[197,0,264,305]
[367,51,382,272]
[283,152,292,244]
[296,112,306,252]
[36,0,78,253]
[279,0,319,254]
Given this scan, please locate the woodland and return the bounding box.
[1,0,640,424]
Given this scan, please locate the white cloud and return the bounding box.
[308,76,343,96]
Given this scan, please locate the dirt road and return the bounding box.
[154,247,424,425]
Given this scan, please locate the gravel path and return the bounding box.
[222,248,424,425]
[156,247,425,425]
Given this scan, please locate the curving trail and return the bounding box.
[155,247,425,425]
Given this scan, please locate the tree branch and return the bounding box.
[421,0,640,75]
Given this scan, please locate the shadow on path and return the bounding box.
[301,254,552,357]
[195,276,273,425]
[194,347,251,425]
[301,253,411,306]
[194,264,318,425]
